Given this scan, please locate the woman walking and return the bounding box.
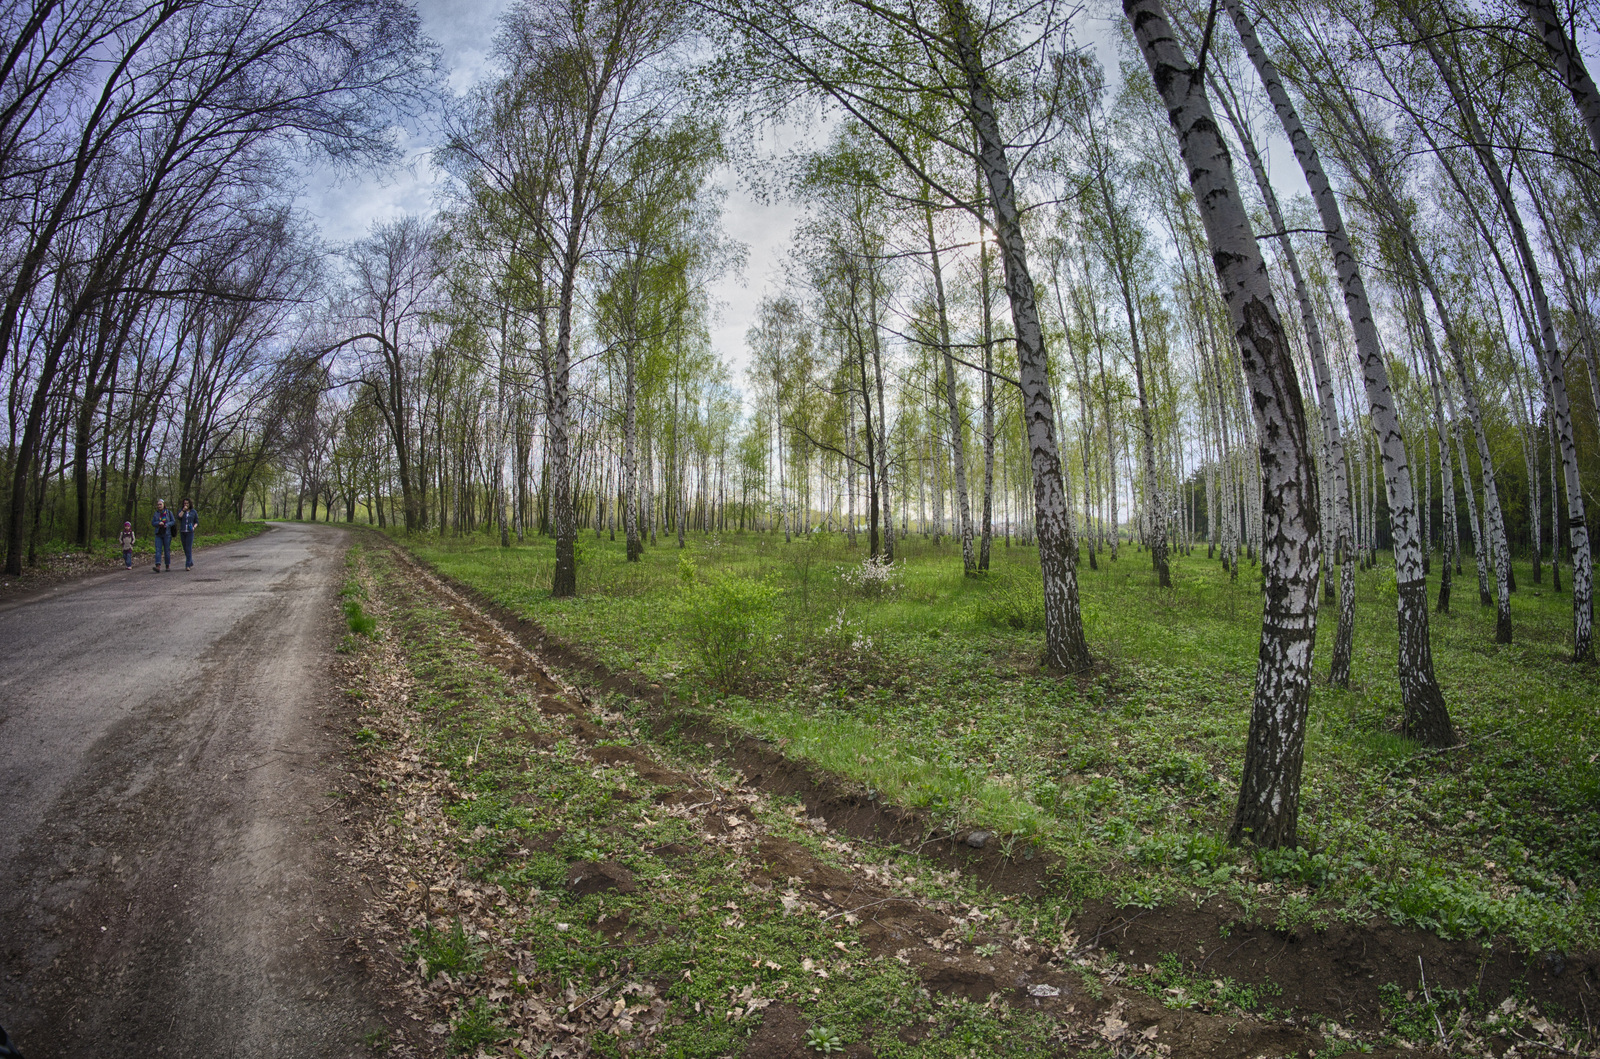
[151,499,175,572]
[177,498,199,570]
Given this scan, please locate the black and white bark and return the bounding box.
[1408,16,1593,662]
[1127,0,1321,847]
[925,198,976,574]
[1519,0,1600,161]
[1228,0,1452,743]
[949,8,1090,669]
[1209,71,1355,685]
[1085,112,1170,586]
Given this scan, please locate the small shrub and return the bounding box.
[677,552,698,583]
[344,598,377,637]
[675,574,780,683]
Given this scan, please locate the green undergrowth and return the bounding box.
[394,529,1600,954]
[340,553,378,650]
[358,542,1069,1057]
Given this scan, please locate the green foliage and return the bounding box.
[447,997,505,1054]
[674,573,779,683]
[677,551,698,583]
[403,918,485,980]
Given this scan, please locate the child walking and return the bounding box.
[119,522,136,569]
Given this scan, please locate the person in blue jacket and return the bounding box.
[176,497,199,570]
[151,498,176,572]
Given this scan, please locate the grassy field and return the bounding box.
[399,527,1600,954]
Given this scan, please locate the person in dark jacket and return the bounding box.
[176,497,199,570]
[151,498,175,572]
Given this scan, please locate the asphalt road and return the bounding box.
[0,522,391,1058]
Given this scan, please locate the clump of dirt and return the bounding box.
[566,860,637,896]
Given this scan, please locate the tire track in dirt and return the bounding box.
[377,543,1600,1055]
[380,540,1598,1056]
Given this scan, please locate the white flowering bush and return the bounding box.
[839,554,901,596]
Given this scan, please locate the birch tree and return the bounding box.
[1225,0,1454,745]
[1126,0,1323,847]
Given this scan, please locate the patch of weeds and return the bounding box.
[403,918,486,980]
[1139,953,1283,1017]
[971,570,1044,631]
[353,727,379,745]
[448,996,505,1054]
[804,1026,846,1054]
[1275,892,1324,935]
[1377,981,1484,1047]
[344,596,377,637]
[360,1027,390,1052]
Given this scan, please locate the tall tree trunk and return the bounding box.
[623,343,641,561]
[951,8,1090,671]
[1127,0,1321,848]
[1408,12,1592,662]
[1210,72,1355,685]
[1087,125,1169,586]
[926,198,976,574]
[1229,0,1452,744]
[1520,0,1600,160]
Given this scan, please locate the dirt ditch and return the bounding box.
[378,540,1597,1055]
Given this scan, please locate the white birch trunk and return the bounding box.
[1412,20,1593,662]
[1229,0,1452,743]
[1127,0,1321,847]
[951,8,1090,670]
[1212,76,1355,685]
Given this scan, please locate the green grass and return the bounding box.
[344,596,377,637]
[355,542,1071,1058]
[394,528,1600,953]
